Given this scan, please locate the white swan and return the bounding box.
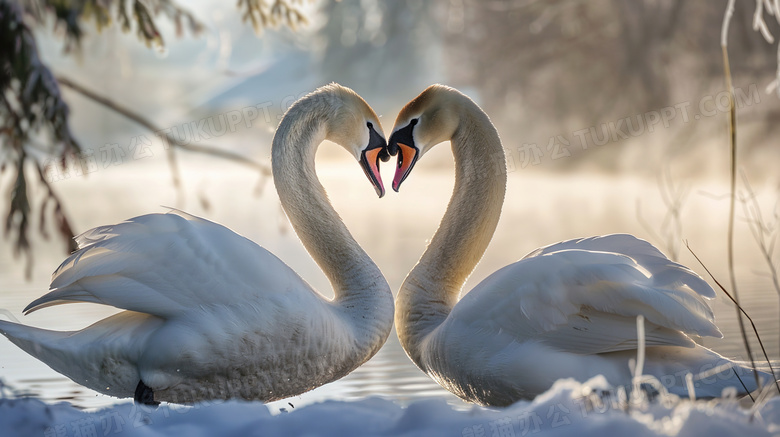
[388,84,771,406]
[0,84,394,405]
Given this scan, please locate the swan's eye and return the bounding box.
[409,118,418,127]
[367,122,374,129]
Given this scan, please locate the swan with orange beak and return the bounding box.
[385,84,769,406]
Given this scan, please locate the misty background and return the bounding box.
[0,0,779,409]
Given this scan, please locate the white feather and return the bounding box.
[450,234,720,354]
[26,211,303,317]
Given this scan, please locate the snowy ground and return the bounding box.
[2,377,779,437]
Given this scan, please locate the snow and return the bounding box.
[2,378,779,437]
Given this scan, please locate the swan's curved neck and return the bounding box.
[271,99,388,309]
[397,103,506,365]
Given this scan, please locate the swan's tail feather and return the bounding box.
[0,313,161,398]
[0,319,79,380]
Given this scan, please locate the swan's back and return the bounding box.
[448,234,719,340]
[523,234,715,299]
[26,210,311,317]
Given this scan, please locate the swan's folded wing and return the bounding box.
[523,234,715,298]
[532,307,697,354]
[25,211,306,317]
[451,235,721,355]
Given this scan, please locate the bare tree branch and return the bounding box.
[55,75,272,179]
[1,0,305,279]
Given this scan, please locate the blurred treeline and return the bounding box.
[449,1,778,175]
[446,1,778,133]
[324,0,779,174]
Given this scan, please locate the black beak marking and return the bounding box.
[388,120,420,192]
[359,122,388,198]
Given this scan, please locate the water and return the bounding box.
[1,154,778,412]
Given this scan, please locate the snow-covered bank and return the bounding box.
[2,378,779,437]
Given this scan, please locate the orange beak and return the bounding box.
[387,119,419,192]
[392,142,419,192]
[360,146,385,198]
[359,122,387,198]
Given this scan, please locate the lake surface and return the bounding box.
[1,157,778,412]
